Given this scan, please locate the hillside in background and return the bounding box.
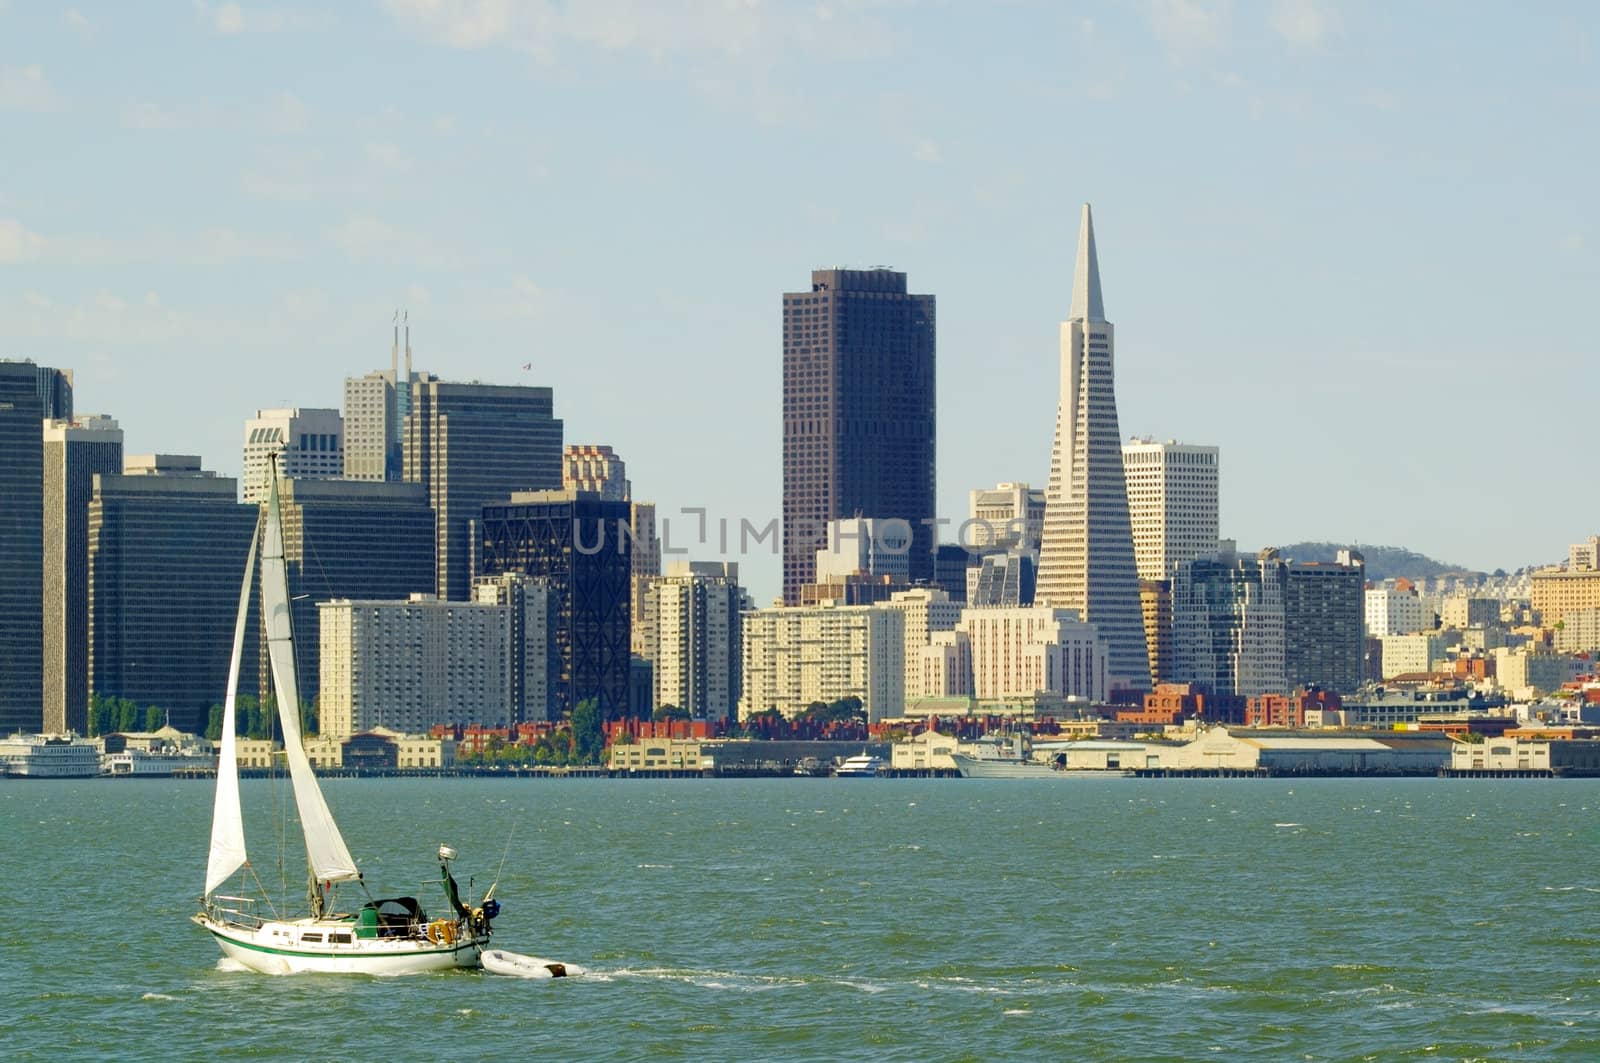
[1274,543,1489,583]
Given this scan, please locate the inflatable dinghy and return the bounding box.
[482,949,588,979]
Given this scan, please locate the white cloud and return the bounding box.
[1558,232,1585,252]
[1361,87,1397,111]
[31,225,303,266]
[911,137,940,163]
[1269,0,1340,48]
[0,65,66,112]
[64,8,92,34]
[0,218,45,263]
[1145,0,1230,56]
[325,214,495,268]
[121,99,190,130]
[194,1,330,35]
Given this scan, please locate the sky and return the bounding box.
[3,0,1597,603]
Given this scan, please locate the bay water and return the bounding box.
[2,777,1597,1060]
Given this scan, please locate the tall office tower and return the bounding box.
[0,360,72,735]
[649,561,743,722]
[562,444,630,501]
[264,479,436,709]
[1169,549,1287,698]
[343,316,420,482]
[479,489,631,720]
[87,456,259,733]
[629,501,661,658]
[318,594,513,738]
[781,268,936,605]
[241,407,344,504]
[42,416,124,734]
[968,482,1046,551]
[1139,578,1173,685]
[1121,437,1220,581]
[1036,205,1151,692]
[473,573,555,723]
[1284,549,1365,694]
[405,380,564,601]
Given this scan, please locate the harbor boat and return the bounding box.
[482,949,587,979]
[951,735,1132,779]
[194,454,497,974]
[0,733,101,778]
[835,752,884,777]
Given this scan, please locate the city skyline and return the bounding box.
[3,3,1598,605]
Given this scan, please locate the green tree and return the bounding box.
[89,694,115,737]
[652,703,690,722]
[570,698,604,764]
[116,698,140,734]
[144,705,164,732]
[301,696,318,738]
[204,705,224,741]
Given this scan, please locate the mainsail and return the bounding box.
[261,460,360,884]
[205,521,259,897]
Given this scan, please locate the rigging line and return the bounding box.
[489,820,518,899]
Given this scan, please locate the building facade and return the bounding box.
[479,489,632,720]
[0,360,72,735]
[318,595,514,738]
[1283,550,1366,694]
[629,500,661,659]
[42,416,124,734]
[1120,437,1220,582]
[1170,550,1287,698]
[781,268,936,604]
[1035,206,1151,692]
[1532,567,1600,629]
[471,573,555,723]
[956,605,1109,704]
[649,562,743,722]
[343,315,421,482]
[967,482,1046,551]
[241,407,344,504]
[740,603,905,722]
[562,444,629,501]
[404,379,564,601]
[1366,584,1428,636]
[87,456,259,733]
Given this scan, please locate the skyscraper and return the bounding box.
[648,561,743,722]
[241,407,344,504]
[782,268,936,605]
[0,360,72,735]
[1169,549,1287,698]
[87,456,259,733]
[1284,550,1366,695]
[345,313,422,482]
[1121,437,1220,581]
[562,444,629,501]
[404,380,564,601]
[1036,205,1152,692]
[42,415,123,734]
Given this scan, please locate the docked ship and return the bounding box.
[950,734,1131,779]
[0,733,102,778]
[101,748,213,777]
[835,753,884,777]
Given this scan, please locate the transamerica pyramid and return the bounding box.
[1035,204,1153,692]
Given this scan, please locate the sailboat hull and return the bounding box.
[198,915,488,975]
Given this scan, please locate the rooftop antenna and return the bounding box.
[404,309,412,384]
[391,309,399,383]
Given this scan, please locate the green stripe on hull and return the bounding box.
[211,930,476,960]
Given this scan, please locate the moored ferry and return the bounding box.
[0,733,101,778]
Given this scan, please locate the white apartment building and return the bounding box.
[967,481,1045,550]
[914,630,972,703]
[1378,633,1445,678]
[1120,437,1220,582]
[813,517,912,583]
[650,562,743,722]
[471,573,554,722]
[1366,585,1428,636]
[242,407,344,503]
[1439,595,1500,630]
[1492,646,1586,699]
[739,602,905,722]
[562,444,629,501]
[957,605,1108,703]
[319,594,514,738]
[876,588,963,700]
[1554,608,1600,655]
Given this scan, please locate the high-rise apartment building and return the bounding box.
[87,456,259,733]
[957,605,1109,704]
[1284,550,1365,694]
[479,489,631,720]
[1121,437,1220,581]
[629,501,661,659]
[1035,206,1151,692]
[562,444,629,501]
[782,268,936,604]
[739,602,905,722]
[1139,578,1173,686]
[241,407,344,504]
[1365,583,1427,636]
[266,478,437,708]
[1170,550,1287,698]
[318,594,513,738]
[648,561,743,722]
[0,360,72,735]
[42,416,123,734]
[405,380,564,601]
[472,573,555,723]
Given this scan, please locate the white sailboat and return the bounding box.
[194,454,496,974]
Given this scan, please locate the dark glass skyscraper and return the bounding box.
[0,360,72,735]
[781,269,936,605]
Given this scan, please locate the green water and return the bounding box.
[2,778,1597,1061]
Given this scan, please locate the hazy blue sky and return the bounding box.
[3,1,1596,601]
